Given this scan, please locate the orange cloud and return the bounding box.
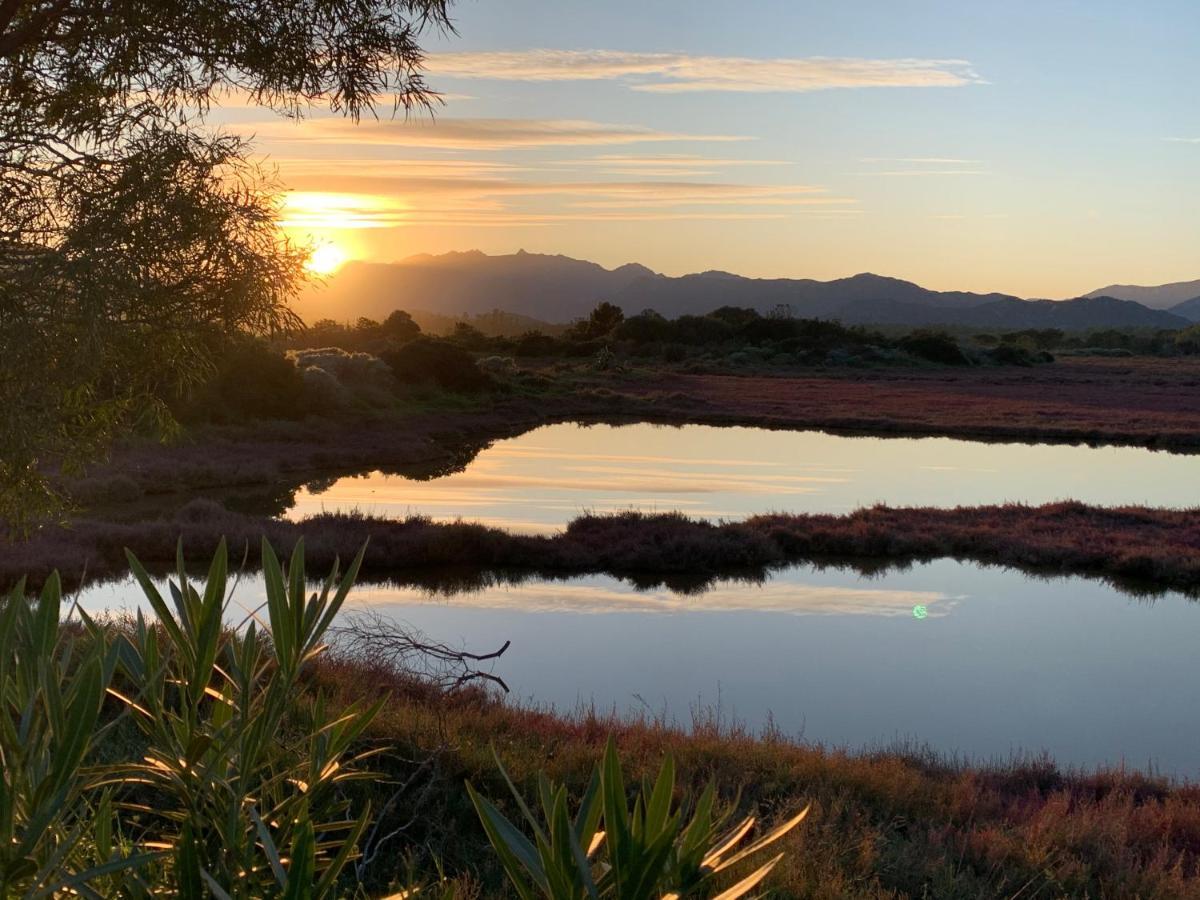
[250,116,750,149]
[426,50,984,94]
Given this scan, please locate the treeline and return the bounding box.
[287,302,1056,369]
[174,305,1200,427]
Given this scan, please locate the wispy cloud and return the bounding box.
[549,153,791,177]
[1164,137,1200,144]
[860,157,983,165]
[251,116,750,150]
[861,169,990,176]
[277,173,855,227]
[855,157,989,176]
[426,49,984,94]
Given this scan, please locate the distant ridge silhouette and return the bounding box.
[1085,278,1200,310]
[297,250,1191,331]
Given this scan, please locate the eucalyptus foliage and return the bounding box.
[0,0,455,523]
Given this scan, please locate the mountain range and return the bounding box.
[295,250,1200,331]
[1085,279,1200,310]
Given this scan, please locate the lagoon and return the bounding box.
[76,559,1200,777]
[275,422,1200,533]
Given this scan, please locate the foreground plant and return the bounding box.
[103,538,383,897]
[0,573,156,896]
[467,738,808,899]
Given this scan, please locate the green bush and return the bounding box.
[381,337,494,394]
[898,330,971,365]
[177,338,307,423]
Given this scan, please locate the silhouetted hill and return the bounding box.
[1085,279,1200,309]
[296,250,1189,332]
[297,250,650,323]
[1169,296,1200,323]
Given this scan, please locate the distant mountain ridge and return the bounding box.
[296,250,1191,332]
[1085,279,1200,310]
[1166,296,1200,323]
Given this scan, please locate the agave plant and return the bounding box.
[0,572,159,898]
[467,738,808,899]
[100,537,384,898]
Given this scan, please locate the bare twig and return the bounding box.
[331,609,511,693]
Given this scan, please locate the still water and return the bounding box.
[76,560,1200,776]
[280,423,1200,532]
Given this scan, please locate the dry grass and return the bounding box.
[309,647,1200,899]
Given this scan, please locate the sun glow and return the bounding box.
[280,191,408,230]
[305,243,348,275]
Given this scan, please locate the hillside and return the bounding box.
[1169,296,1200,323]
[1086,279,1200,309]
[296,250,1189,332]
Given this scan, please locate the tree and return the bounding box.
[567,301,626,341]
[0,0,454,524]
[381,309,422,343]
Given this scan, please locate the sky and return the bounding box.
[222,0,1199,298]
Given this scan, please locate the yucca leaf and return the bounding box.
[707,806,809,875]
[282,820,316,899]
[710,852,785,900]
[125,550,188,656]
[645,754,675,838]
[466,781,547,898]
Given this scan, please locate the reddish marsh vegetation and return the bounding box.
[312,646,1200,899]
[6,501,1200,594]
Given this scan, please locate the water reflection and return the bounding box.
[74,559,1200,776]
[349,579,958,617]
[279,423,1200,533]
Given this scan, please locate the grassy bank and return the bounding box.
[7,500,1200,595]
[314,645,1200,898]
[66,356,1200,513]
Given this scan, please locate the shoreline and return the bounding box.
[67,357,1200,512]
[9,501,1200,596]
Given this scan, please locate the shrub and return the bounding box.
[615,310,672,345]
[178,338,307,423]
[898,330,971,365]
[381,337,494,393]
[1175,325,1200,354]
[514,331,566,358]
[566,302,625,341]
[987,342,1038,366]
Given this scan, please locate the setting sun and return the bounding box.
[305,243,348,275]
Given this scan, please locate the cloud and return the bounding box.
[860,157,983,165]
[276,171,855,223]
[855,157,989,176]
[251,116,750,150]
[426,49,984,94]
[549,153,791,177]
[860,169,990,176]
[1164,137,1200,144]
[276,173,855,231]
